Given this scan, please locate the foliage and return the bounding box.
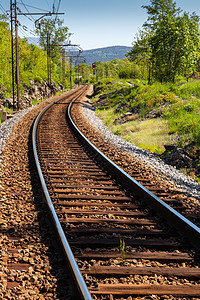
[0,14,73,98]
[92,58,146,82]
[163,97,200,143]
[116,60,141,79]
[93,79,200,146]
[120,239,125,262]
[127,0,200,83]
[142,0,180,29]
[127,29,152,82]
[35,17,70,59]
[178,80,200,98]
[18,38,47,86]
[0,17,12,92]
[74,63,91,84]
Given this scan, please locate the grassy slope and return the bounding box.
[93,79,200,147]
[97,108,169,154]
[93,79,200,180]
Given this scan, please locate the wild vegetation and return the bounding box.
[0,0,200,179]
[93,78,200,179]
[0,14,92,105]
[88,0,200,180]
[127,0,200,83]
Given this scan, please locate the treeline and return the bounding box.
[0,15,48,96]
[93,59,143,81]
[0,15,89,100]
[127,0,200,83]
[1,0,200,100]
[93,0,200,84]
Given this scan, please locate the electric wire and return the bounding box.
[45,0,51,10]
[19,4,49,12]
[19,13,34,23]
[56,0,61,14]
[17,8,35,23]
[53,0,61,22]
[18,26,39,45]
[22,24,37,36]
[18,0,36,22]
[0,4,8,15]
[19,24,38,38]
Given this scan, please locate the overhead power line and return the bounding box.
[0,4,8,15]
[18,0,35,21]
[53,0,61,21]
[10,0,65,109]
[18,4,49,12]
[56,0,61,14]
[17,8,35,23]
[45,0,51,10]
[18,26,38,44]
[20,24,37,36]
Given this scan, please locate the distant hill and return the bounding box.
[83,46,132,65]
[25,39,131,65]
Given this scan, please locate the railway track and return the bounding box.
[33,85,200,299]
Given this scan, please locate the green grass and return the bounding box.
[31,98,45,106]
[178,80,200,99]
[97,108,169,154]
[121,119,169,154]
[96,108,118,128]
[94,79,200,148]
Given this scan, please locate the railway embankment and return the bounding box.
[0,92,73,299]
[91,80,200,182]
[0,85,200,299]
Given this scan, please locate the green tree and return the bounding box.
[142,0,180,29]
[35,17,71,59]
[0,16,12,90]
[19,38,47,84]
[128,0,200,83]
[150,12,200,82]
[127,29,152,82]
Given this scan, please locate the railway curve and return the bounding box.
[33,85,200,300]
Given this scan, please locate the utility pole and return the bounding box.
[47,33,51,84]
[10,0,20,109]
[64,55,85,89]
[62,49,65,86]
[10,6,64,108]
[15,0,20,109]
[69,57,72,89]
[51,43,83,89]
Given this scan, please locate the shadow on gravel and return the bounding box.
[28,123,77,300]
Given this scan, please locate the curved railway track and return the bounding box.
[33,85,200,299]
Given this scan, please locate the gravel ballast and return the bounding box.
[82,102,200,201]
[0,108,34,156]
[1,97,200,202]
[0,96,73,298]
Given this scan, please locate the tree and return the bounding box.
[0,16,12,90]
[142,0,180,29]
[149,11,200,82]
[128,0,200,83]
[35,17,71,59]
[127,29,152,82]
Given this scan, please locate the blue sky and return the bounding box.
[1,0,200,50]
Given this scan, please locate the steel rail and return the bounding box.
[67,98,200,250]
[32,87,92,300]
